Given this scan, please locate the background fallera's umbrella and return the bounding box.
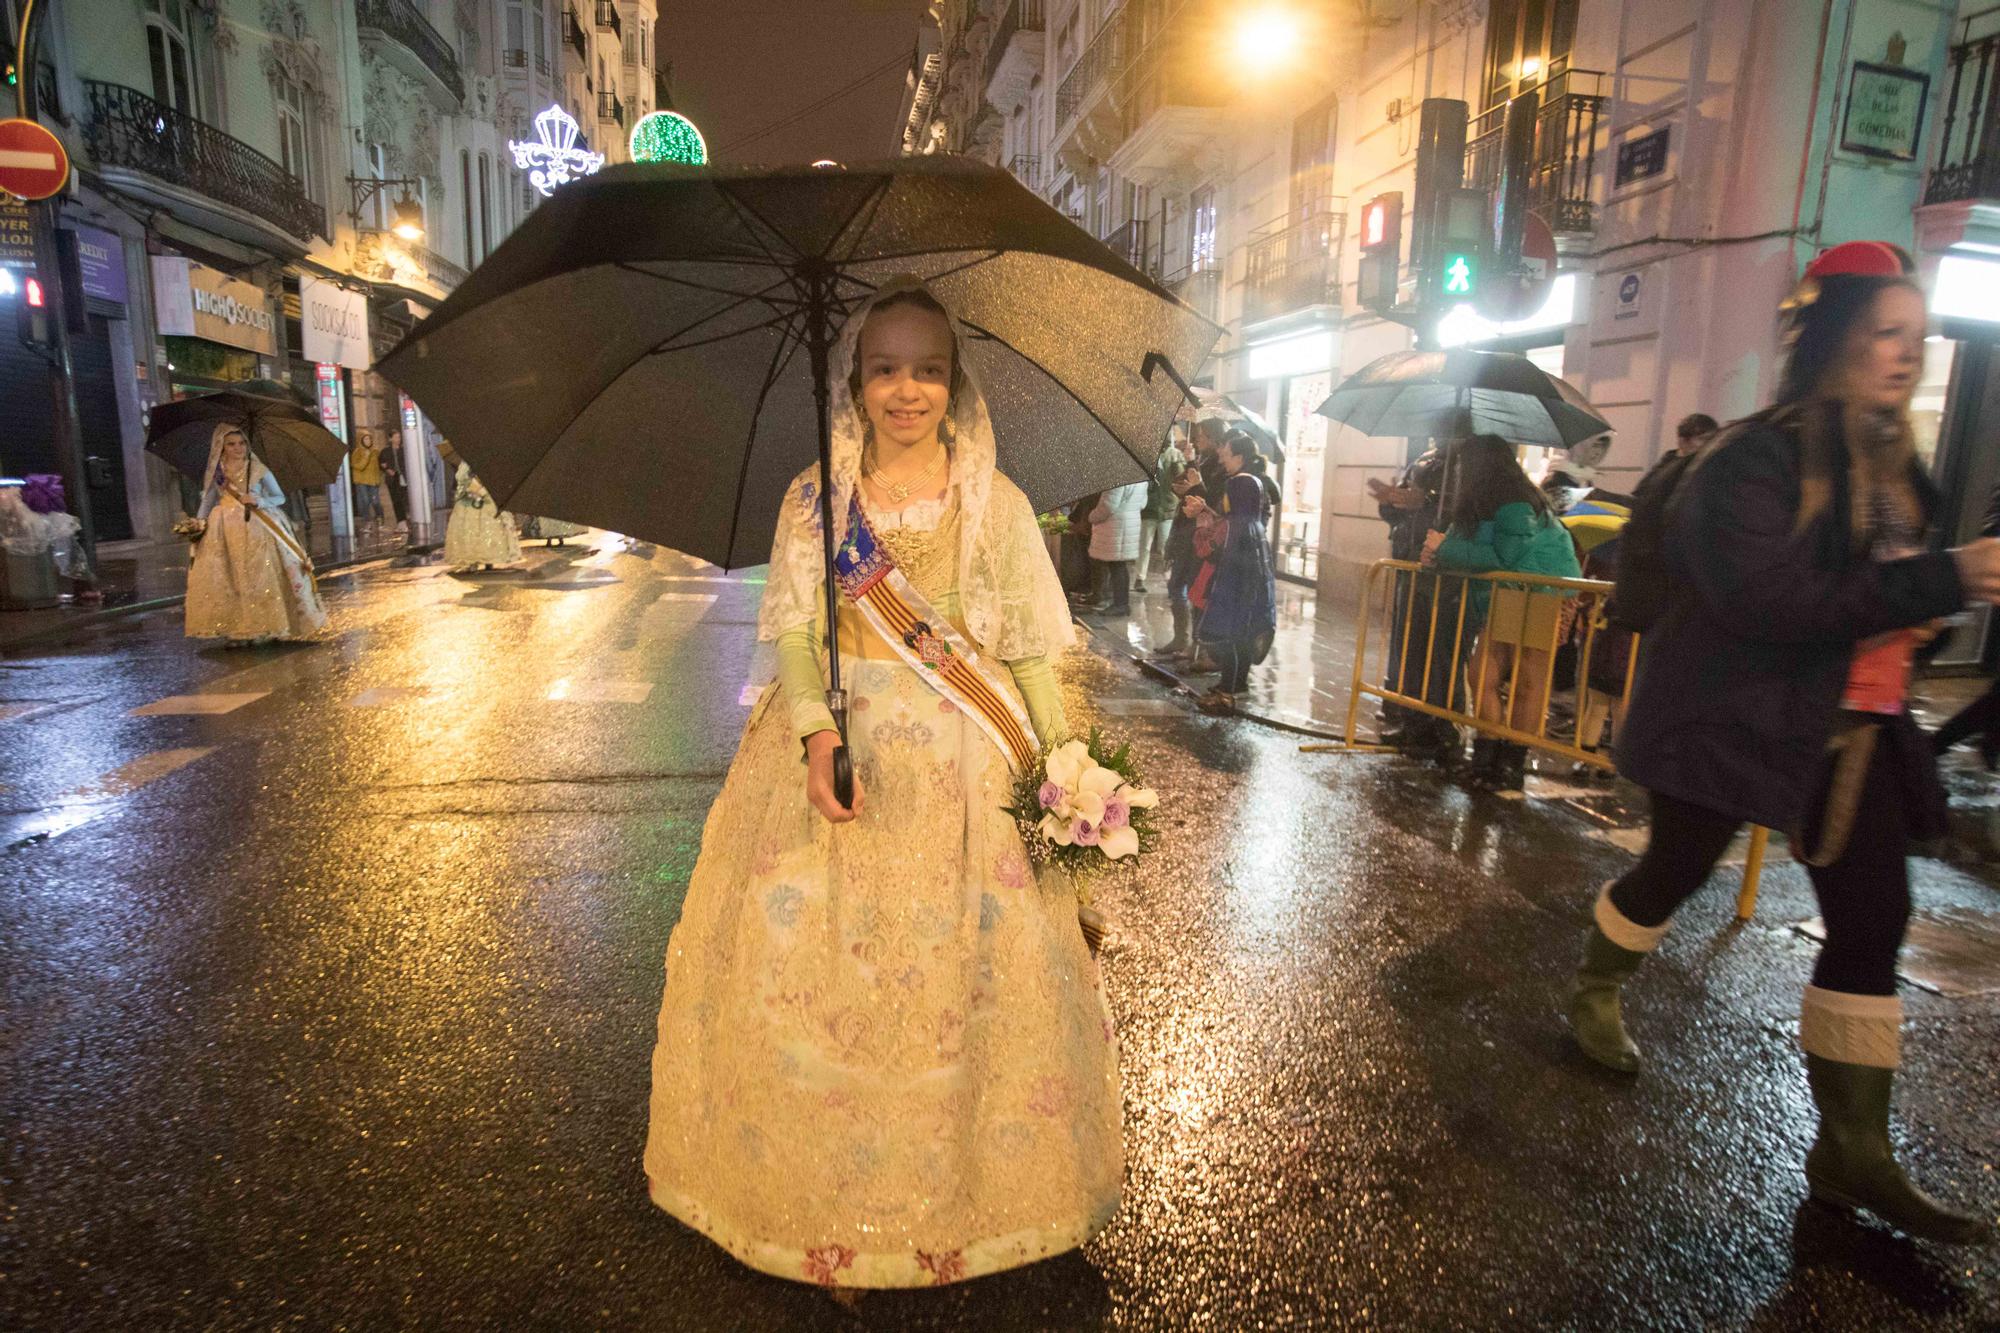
[1316,349,1611,449]
[1176,386,1284,465]
[145,388,347,492]
[377,155,1222,806]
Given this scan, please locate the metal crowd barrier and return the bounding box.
[1303,558,1770,917]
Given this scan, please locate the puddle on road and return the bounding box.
[1794,908,2000,996]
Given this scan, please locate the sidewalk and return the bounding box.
[0,531,433,653]
[1077,573,2000,865]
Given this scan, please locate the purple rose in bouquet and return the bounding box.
[21,474,65,515]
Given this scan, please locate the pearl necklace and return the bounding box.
[867,442,946,503]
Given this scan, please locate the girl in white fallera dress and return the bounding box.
[442,453,522,569]
[183,424,327,644]
[643,280,1124,1290]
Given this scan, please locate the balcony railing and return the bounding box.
[1927,8,2000,205]
[1056,5,1124,125]
[598,90,625,127]
[357,228,472,294]
[1007,153,1041,189]
[1162,263,1220,320]
[595,1,622,41]
[1118,27,1228,141]
[1243,205,1346,325]
[502,47,528,69]
[82,79,326,242]
[358,0,467,104]
[1105,218,1162,278]
[565,7,588,62]
[986,0,1047,88]
[1464,68,1607,235]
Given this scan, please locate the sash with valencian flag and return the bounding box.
[831,494,1040,773]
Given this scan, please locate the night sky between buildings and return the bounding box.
[658,0,925,166]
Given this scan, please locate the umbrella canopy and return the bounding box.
[146,389,347,491]
[378,156,1222,569]
[1177,386,1284,464]
[1315,349,1610,449]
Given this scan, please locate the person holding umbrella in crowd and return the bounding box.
[183,423,327,644]
[1563,241,2000,1244]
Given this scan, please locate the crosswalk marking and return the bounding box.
[1097,697,1187,717]
[546,678,654,704]
[131,692,270,717]
[656,593,721,605]
[349,686,433,707]
[5,746,219,850]
[738,683,765,706]
[0,702,59,723]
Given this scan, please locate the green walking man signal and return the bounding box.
[1443,251,1478,297]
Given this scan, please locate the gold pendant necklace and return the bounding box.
[868,443,945,503]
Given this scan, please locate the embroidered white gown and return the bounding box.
[642,465,1124,1289]
[443,463,521,567]
[184,459,326,642]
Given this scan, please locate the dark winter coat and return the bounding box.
[1616,406,1963,832]
[1196,472,1278,646]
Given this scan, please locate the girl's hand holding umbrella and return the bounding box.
[805,730,864,823]
[1421,528,1446,567]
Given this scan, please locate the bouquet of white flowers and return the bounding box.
[1007,730,1159,875]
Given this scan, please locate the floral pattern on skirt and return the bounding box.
[644,658,1124,1288]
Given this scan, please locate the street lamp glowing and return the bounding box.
[1520,56,1544,78]
[1235,10,1300,66]
[390,195,425,242]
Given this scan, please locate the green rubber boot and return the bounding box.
[1566,925,1648,1073]
[1803,1056,1995,1244]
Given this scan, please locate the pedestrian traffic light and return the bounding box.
[1410,98,1470,318]
[1441,251,1478,298]
[17,273,51,350]
[1357,191,1402,313]
[1435,187,1487,305]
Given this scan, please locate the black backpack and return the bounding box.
[1609,447,1708,632]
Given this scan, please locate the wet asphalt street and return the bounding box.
[3,538,1998,1332]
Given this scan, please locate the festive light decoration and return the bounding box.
[629,111,708,165]
[509,104,606,197]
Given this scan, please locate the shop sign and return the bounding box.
[1931,253,2000,323]
[1247,329,1335,380]
[1,197,32,265]
[300,275,371,370]
[1841,62,1930,161]
[73,225,126,304]
[151,255,278,355]
[1615,127,1671,188]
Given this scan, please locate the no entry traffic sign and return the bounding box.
[0,118,69,201]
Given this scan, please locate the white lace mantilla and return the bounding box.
[757,280,1075,663]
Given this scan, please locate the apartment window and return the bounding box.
[505,0,527,67]
[144,0,198,116]
[641,20,650,67]
[1289,93,1337,221]
[1057,7,1078,71]
[275,70,318,202]
[1188,185,1216,272]
[1483,0,1578,108]
[533,0,549,73]
[461,150,475,266]
[478,151,493,260]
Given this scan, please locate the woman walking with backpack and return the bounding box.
[1565,242,2000,1243]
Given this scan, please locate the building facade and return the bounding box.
[906,0,1987,626]
[1,0,659,565]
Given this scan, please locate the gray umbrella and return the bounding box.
[378,156,1222,806]
[1315,349,1611,448]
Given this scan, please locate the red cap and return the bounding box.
[1804,240,1916,280]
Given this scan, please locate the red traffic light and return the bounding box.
[1363,202,1388,249]
[1360,192,1403,257]
[24,275,44,307]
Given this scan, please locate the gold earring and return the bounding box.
[940,411,957,445]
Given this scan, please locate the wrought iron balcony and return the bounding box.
[594,1,622,41]
[503,47,528,69]
[1056,5,1124,126]
[986,0,1047,92]
[565,7,588,63]
[1105,218,1161,278]
[357,0,466,106]
[1162,263,1220,321]
[1928,10,2000,205]
[598,90,625,128]
[82,79,326,242]
[1464,67,1607,235]
[355,228,472,297]
[1007,153,1041,189]
[1243,205,1346,326]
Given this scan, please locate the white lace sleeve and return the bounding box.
[755,466,827,642]
[965,474,1076,661]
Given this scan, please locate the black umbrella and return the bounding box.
[1315,349,1610,449]
[378,156,1221,806]
[146,388,347,491]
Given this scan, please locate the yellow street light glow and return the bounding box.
[391,195,425,242]
[1520,56,1544,78]
[1235,9,1300,65]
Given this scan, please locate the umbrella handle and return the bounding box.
[832,739,854,810]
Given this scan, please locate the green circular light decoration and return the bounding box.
[629,111,708,165]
